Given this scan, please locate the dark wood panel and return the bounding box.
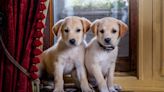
[129,0,138,72]
[116,57,130,72]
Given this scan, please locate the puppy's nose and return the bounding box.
[104,38,111,43]
[69,39,76,45]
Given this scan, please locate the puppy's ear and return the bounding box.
[52,19,64,36]
[118,20,128,37]
[80,17,91,33]
[91,20,99,36]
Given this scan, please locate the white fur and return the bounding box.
[85,17,128,92]
[39,16,93,92]
[85,37,118,92]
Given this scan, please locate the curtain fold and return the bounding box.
[0,0,46,92]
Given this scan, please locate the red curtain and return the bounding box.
[0,0,46,92]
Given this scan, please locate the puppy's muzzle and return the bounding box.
[104,38,111,44]
[69,38,76,45]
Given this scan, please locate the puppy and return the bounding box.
[85,17,128,92]
[40,16,93,92]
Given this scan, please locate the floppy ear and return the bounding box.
[80,17,91,33]
[118,20,128,37]
[52,19,64,36]
[91,20,99,36]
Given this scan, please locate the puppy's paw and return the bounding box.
[113,84,122,91]
[53,88,64,92]
[100,89,109,92]
[100,85,109,92]
[108,87,118,92]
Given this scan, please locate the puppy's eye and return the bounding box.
[112,29,117,34]
[100,29,104,33]
[76,29,81,32]
[64,29,69,33]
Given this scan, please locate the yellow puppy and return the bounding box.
[40,16,93,92]
[85,17,128,92]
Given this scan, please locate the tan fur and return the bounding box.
[85,17,128,92]
[40,16,93,92]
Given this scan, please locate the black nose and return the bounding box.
[104,38,111,43]
[69,39,76,45]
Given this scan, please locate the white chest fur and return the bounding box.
[94,48,118,75]
[85,39,118,76]
[59,47,84,74]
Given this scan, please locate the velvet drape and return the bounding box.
[0,0,43,92]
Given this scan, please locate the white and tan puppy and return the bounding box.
[40,16,93,92]
[85,17,128,92]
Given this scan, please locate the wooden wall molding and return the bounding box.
[161,0,164,76]
[152,0,162,80]
[138,0,153,80]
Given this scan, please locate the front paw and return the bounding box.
[100,85,109,92]
[53,88,64,92]
[113,84,122,91]
[108,87,118,92]
[100,89,109,92]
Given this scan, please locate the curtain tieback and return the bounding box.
[0,35,37,79]
[0,34,40,92]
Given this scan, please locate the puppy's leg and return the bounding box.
[53,62,64,92]
[92,64,109,92]
[76,64,93,92]
[107,63,119,92]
